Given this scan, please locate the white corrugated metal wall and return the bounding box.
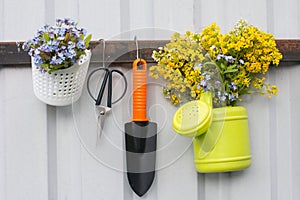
[0,0,300,200]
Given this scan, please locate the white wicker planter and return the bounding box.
[32,50,91,106]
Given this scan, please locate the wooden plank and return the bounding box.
[276,40,300,62]
[0,40,299,66]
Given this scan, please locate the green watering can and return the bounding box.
[172,92,252,173]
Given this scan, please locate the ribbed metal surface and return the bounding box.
[0,0,300,199]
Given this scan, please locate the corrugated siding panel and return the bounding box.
[0,68,48,200]
[1,0,300,200]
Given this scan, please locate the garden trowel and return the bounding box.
[124,58,157,197]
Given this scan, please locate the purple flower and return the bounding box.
[58,28,66,36]
[66,49,76,59]
[228,82,237,90]
[199,79,211,92]
[225,56,235,63]
[48,32,55,39]
[55,18,64,26]
[50,56,63,65]
[22,42,30,51]
[35,49,41,55]
[200,79,207,87]
[34,55,43,65]
[77,40,86,50]
[57,52,66,60]
[64,18,76,26]
[217,54,224,60]
[228,94,235,101]
[67,41,75,49]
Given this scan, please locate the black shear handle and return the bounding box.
[95,68,126,107]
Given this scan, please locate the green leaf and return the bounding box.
[43,33,50,41]
[224,68,238,74]
[227,64,237,70]
[84,34,92,48]
[220,63,226,70]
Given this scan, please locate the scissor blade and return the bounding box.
[96,114,105,145]
[95,106,111,146]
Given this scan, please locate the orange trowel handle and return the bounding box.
[132,59,149,122]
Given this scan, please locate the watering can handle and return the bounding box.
[201,92,212,108]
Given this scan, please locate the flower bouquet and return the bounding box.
[23,18,92,106]
[150,19,283,173]
[150,19,282,107]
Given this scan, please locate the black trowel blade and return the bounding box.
[127,171,155,197]
[125,121,157,197]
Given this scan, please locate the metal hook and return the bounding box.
[99,39,106,68]
[134,36,139,59]
[16,41,21,53]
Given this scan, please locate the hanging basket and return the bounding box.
[31,50,91,106]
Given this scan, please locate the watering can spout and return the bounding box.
[172,91,213,137]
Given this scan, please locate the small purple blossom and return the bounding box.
[34,55,43,65]
[228,82,237,90]
[77,40,86,50]
[57,52,66,60]
[217,54,224,60]
[67,41,76,49]
[50,56,63,66]
[22,42,30,51]
[199,79,211,92]
[216,54,236,63]
[225,55,235,63]
[228,93,238,102]
[200,80,206,87]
